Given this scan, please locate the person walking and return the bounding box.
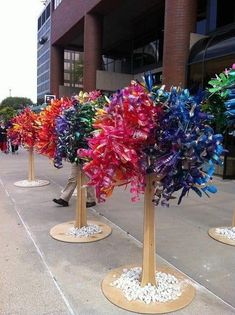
[53,163,96,207]
[10,141,18,154]
[0,122,8,153]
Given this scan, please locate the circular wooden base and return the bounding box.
[14,179,50,188]
[50,220,112,243]
[102,265,195,314]
[208,227,235,246]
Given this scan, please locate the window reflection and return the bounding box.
[102,39,162,75]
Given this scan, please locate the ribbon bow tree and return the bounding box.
[8,108,49,187]
[48,92,112,243]
[79,80,224,313]
[206,65,235,246]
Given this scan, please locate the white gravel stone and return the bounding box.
[14,179,49,187]
[216,227,235,240]
[67,224,102,237]
[111,267,182,303]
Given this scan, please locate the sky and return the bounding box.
[0,0,44,103]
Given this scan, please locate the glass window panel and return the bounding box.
[64,62,70,70]
[64,73,70,80]
[46,4,50,20]
[75,53,80,61]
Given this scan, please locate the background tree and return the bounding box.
[0,96,34,110]
[0,106,17,123]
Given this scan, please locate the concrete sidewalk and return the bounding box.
[0,149,234,315]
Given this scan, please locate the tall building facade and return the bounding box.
[37,0,235,98]
[37,1,52,102]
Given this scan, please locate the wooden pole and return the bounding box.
[141,173,156,287]
[28,147,35,181]
[232,209,235,227]
[74,168,87,228]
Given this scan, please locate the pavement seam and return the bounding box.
[0,178,77,315]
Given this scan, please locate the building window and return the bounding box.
[38,16,42,30]
[42,10,46,25]
[46,4,50,20]
[38,50,50,65]
[102,56,131,74]
[38,61,50,76]
[64,51,70,60]
[54,0,63,9]
[188,54,235,93]
[38,4,51,31]
[74,52,80,61]
[196,0,235,35]
[217,0,235,28]
[63,50,83,88]
[102,38,162,75]
[196,0,208,34]
[132,40,160,73]
[64,62,70,70]
[64,73,70,80]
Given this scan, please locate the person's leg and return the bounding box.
[60,164,78,202]
[11,143,15,153]
[2,142,7,153]
[86,185,96,203]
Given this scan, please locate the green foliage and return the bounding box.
[0,106,17,123]
[208,69,235,98]
[202,94,226,133]
[205,68,235,133]
[0,96,33,110]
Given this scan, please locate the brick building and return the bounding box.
[37,0,235,99]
